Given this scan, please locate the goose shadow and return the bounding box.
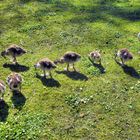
[56,70,88,81]
[3,63,30,72]
[11,91,26,110]
[115,59,140,79]
[88,57,106,74]
[0,99,9,122]
[35,73,61,87]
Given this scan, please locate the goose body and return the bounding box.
[115,48,133,65]
[55,51,81,71]
[0,80,6,100]
[62,52,81,64]
[7,73,22,91]
[34,58,56,77]
[1,44,26,64]
[89,51,101,64]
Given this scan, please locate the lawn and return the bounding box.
[0,0,140,139]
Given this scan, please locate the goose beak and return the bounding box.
[53,60,57,65]
[54,65,57,68]
[1,51,6,59]
[23,50,27,54]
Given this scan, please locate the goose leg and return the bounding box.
[13,56,17,64]
[34,67,38,77]
[67,63,69,71]
[49,71,52,78]
[43,70,46,77]
[121,58,124,65]
[99,58,101,65]
[19,84,21,92]
[92,57,95,64]
[114,53,117,60]
[73,63,76,71]
[34,66,37,71]
[9,58,12,62]
[0,93,4,100]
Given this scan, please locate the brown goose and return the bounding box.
[89,51,101,64]
[0,80,6,100]
[34,58,56,77]
[1,44,26,64]
[115,48,133,65]
[7,73,22,91]
[54,51,81,71]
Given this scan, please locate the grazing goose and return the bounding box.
[34,58,56,77]
[1,44,26,64]
[7,73,22,91]
[138,32,140,41]
[0,80,6,100]
[115,48,133,65]
[54,51,81,71]
[89,51,101,64]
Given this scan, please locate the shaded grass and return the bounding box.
[0,100,9,122]
[35,73,61,87]
[11,91,26,110]
[3,63,30,72]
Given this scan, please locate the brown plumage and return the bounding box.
[115,48,133,65]
[89,51,101,64]
[7,73,22,91]
[34,58,56,77]
[0,80,6,100]
[54,51,81,71]
[1,44,26,64]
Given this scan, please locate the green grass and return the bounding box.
[0,0,140,139]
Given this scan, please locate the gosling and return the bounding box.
[7,73,22,91]
[115,48,133,65]
[0,80,6,100]
[1,44,26,64]
[34,58,56,78]
[54,51,81,71]
[89,51,101,64]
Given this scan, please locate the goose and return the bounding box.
[89,51,101,64]
[0,80,6,100]
[7,73,22,91]
[34,58,56,77]
[1,44,26,64]
[54,51,81,71]
[115,48,133,65]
